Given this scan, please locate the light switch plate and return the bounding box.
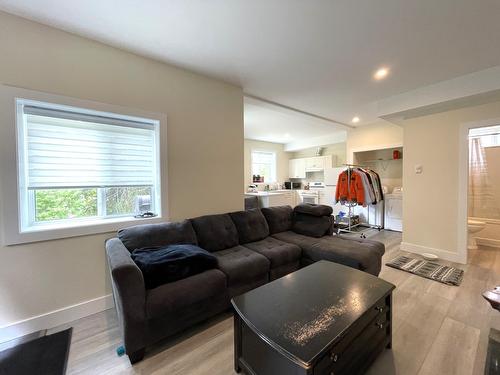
[415,165,423,174]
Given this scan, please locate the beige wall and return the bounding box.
[244,139,291,187]
[0,12,243,326]
[402,100,500,259]
[346,120,403,162]
[291,142,346,167]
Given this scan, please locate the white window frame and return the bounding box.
[250,150,277,183]
[0,85,168,245]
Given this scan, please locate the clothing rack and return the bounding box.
[337,163,382,238]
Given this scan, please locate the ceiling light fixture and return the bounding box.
[374,67,389,80]
[351,116,360,124]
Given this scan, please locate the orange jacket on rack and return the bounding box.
[335,169,366,205]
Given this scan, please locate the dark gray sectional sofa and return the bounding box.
[105,205,384,363]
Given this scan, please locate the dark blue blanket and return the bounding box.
[131,244,218,289]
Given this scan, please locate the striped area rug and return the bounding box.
[386,256,464,286]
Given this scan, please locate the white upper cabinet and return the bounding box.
[304,155,332,172]
[289,158,306,178]
[289,155,333,178]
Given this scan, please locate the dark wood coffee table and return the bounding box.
[231,261,395,375]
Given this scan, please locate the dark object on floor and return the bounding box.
[485,328,500,375]
[244,196,259,210]
[0,328,72,375]
[232,261,395,375]
[483,286,500,311]
[386,255,464,286]
[131,244,218,289]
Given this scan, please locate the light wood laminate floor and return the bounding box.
[50,231,500,375]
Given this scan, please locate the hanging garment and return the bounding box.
[369,170,384,201]
[357,169,376,206]
[335,169,366,205]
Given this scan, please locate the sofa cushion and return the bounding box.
[292,212,333,238]
[229,209,269,244]
[118,220,197,252]
[146,269,227,319]
[261,206,293,234]
[294,203,333,217]
[213,245,270,285]
[272,231,384,276]
[243,237,301,268]
[131,244,218,289]
[190,214,239,252]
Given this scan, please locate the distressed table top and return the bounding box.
[231,261,395,367]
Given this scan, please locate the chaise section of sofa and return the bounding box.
[262,205,385,276]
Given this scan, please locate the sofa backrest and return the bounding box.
[260,206,293,234]
[229,208,269,244]
[117,220,198,252]
[190,213,239,252]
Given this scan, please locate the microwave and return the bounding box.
[284,182,301,190]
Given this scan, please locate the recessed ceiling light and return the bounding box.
[351,116,360,124]
[284,133,291,138]
[374,67,389,80]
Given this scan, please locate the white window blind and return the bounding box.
[469,125,500,148]
[23,105,157,189]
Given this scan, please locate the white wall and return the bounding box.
[244,139,291,187]
[0,12,243,330]
[402,100,500,261]
[346,120,403,162]
[291,142,346,166]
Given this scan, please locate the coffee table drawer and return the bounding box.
[314,295,390,374]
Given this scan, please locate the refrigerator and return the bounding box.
[321,167,345,216]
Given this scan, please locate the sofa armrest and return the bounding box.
[105,238,147,356]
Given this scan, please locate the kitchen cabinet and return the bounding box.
[289,158,306,178]
[268,192,292,207]
[305,156,328,171]
[245,190,298,208]
[290,156,332,176]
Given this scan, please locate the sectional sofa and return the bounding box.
[105,205,384,363]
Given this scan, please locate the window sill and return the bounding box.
[4,215,165,246]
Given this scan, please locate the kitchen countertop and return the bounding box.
[244,189,298,196]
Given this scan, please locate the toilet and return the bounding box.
[468,219,486,250]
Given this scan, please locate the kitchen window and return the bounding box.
[16,98,162,233]
[251,150,277,183]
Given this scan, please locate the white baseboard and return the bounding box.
[0,294,114,343]
[400,242,466,264]
[476,237,500,248]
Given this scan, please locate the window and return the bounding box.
[251,150,276,183]
[16,99,161,232]
[469,125,500,148]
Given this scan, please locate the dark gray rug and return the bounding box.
[0,328,72,375]
[386,255,464,286]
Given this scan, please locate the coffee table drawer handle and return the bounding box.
[376,322,384,329]
[375,306,384,313]
[330,353,338,362]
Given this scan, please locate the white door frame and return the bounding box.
[457,117,500,264]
